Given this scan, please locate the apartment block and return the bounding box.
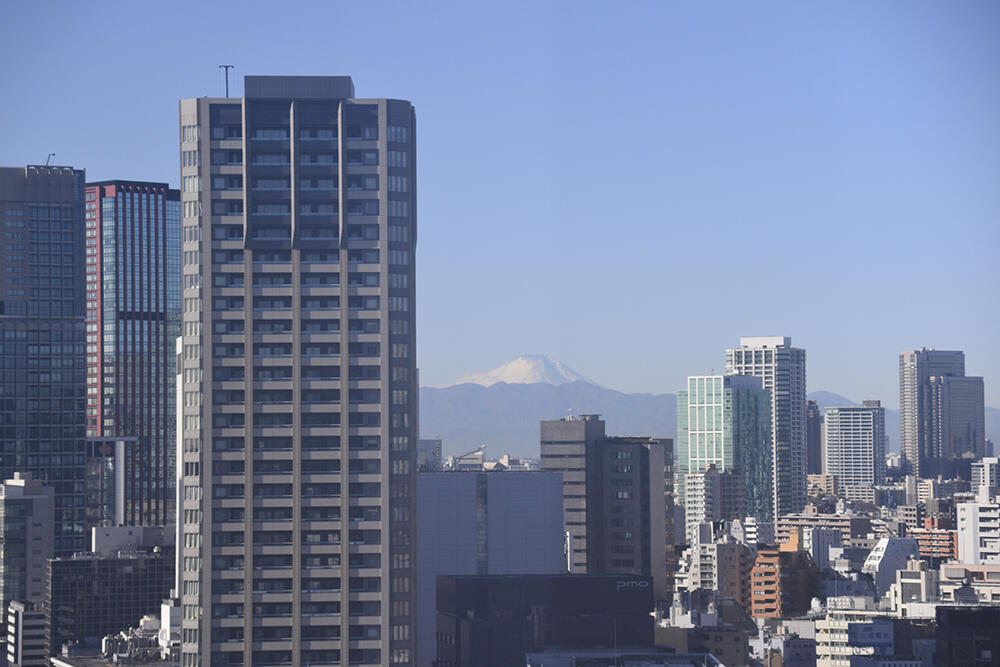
[749,539,819,619]
[177,75,418,667]
[823,400,886,494]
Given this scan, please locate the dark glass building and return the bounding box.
[434,574,655,667]
[935,605,1000,667]
[45,547,173,658]
[0,165,88,556]
[85,181,181,526]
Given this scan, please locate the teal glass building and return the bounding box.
[677,375,773,521]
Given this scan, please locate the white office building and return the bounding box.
[957,501,1000,564]
[824,401,886,493]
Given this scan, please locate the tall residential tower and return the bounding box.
[823,400,886,493]
[178,76,418,667]
[726,336,807,517]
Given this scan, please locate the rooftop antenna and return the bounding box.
[45,153,55,166]
[218,65,234,98]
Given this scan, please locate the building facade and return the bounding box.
[749,542,818,619]
[539,414,606,573]
[85,181,181,526]
[725,337,807,517]
[540,416,672,599]
[899,348,985,476]
[805,399,823,476]
[177,76,418,667]
[45,549,173,659]
[823,400,886,493]
[0,165,88,556]
[684,465,745,544]
[414,472,565,666]
[0,474,54,664]
[957,501,1000,564]
[676,374,772,520]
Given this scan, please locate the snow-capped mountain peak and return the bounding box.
[452,355,597,387]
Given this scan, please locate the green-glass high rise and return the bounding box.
[677,375,772,521]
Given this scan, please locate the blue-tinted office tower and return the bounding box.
[0,165,88,556]
[677,374,773,521]
[85,181,181,526]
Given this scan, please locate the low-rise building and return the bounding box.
[750,532,819,619]
[861,538,919,598]
[939,562,1000,603]
[888,559,939,616]
[815,599,895,667]
[907,526,958,560]
[776,513,872,546]
[957,501,1000,564]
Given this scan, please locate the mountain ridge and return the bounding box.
[421,357,996,458]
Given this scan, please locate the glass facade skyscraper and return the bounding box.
[178,76,418,667]
[86,181,181,526]
[0,165,89,556]
[676,374,773,521]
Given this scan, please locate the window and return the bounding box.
[388,150,407,168]
[347,200,379,216]
[346,150,378,166]
[388,125,409,142]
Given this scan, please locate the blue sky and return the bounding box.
[2,1,997,407]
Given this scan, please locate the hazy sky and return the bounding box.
[2,1,997,407]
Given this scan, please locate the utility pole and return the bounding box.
[219,64,234,98]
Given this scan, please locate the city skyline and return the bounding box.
[1,2,997,409]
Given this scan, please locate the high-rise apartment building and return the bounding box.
[677,374,772,520]
[823,400,886,493]
[85,181,181,526]
[726,336,807,517]
[0,165,88,556]
[178,76,418,667]
[805,399,823,475]
[899,348,985,476]
[540,416,672,599]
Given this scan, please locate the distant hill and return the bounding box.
[420,357,996,458]
[419,380,675,458]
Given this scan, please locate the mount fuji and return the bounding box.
[450,355,598,388]
[421,356,674,458]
